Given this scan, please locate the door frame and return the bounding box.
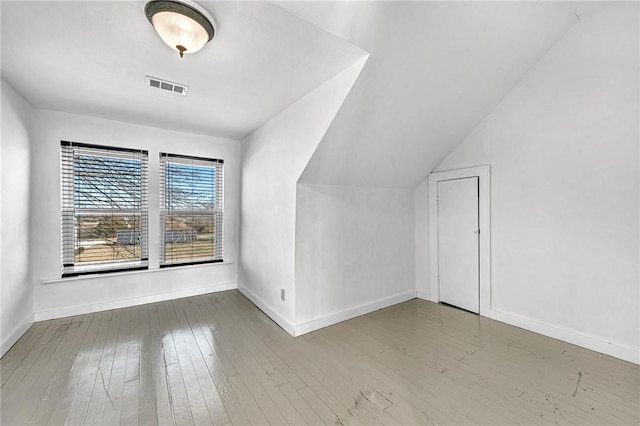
[429,165,491,314]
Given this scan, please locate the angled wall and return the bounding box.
[435,3,639,362]
[239,57,367,332]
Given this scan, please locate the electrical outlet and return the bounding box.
[281,288,285,301]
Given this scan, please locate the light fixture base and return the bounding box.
[144,0,216,58]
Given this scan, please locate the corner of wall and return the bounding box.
[293,290,416,336]
[1,78,35,356]
[414,176,430,297]
[239,54,368,331]
[1,314,35,357]
[237,283,296,336]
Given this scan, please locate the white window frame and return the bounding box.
[60,141,149,277]
[159,153,224,267]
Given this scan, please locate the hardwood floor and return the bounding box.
[1,290,638,425]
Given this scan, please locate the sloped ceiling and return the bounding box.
[0,1,365,140]
[275,1,591,188]
[2,0,600,189]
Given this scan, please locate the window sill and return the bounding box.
[42,260,235,284]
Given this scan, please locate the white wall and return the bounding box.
[29,110,240,319]
[239,58,366,331]
[294,184,415,334]
[1,79,34,355]
[436,3,639,362]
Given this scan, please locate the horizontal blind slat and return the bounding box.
[61,142,148,277]
[160,152,223,267]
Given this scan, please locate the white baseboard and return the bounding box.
[487,308,639,365]
[293,290,417,336]
[237,283,296,336]
[2,313,35,357]
[34,282,237,322]
[416,290,436,302]
[237,285,417,338]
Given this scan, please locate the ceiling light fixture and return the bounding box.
[144,0,216,58]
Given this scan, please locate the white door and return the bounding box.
[438,177,480,313]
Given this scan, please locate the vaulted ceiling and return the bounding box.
[284,1,597,188]
[2,1,601,188]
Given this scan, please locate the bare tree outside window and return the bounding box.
[159,154,223,266]
[61,142,148,276]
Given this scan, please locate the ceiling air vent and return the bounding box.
[145,76,188,96]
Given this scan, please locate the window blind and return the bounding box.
[159,153,224,267]
[61,141,148,277]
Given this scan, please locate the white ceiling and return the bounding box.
[1,0,365,140]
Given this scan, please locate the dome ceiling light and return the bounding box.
[144,0,216,58]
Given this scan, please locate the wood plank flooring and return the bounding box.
[1,290,638,425]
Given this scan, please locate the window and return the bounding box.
[159,153,223,267]
[61,142,148,277]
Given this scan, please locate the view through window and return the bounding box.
[159,153,223,266]
[61,142,148,276]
